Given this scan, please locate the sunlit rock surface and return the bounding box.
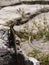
[13,7,49,55]
[0,5,41,25]
[0,5,49,26]
[0,0,49,65]
[14,11,49,55]
[0,0,20,6]
[0,0,49,6]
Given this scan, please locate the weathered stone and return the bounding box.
[16,46,40,65]
[0,5,49,26]
[0,25,17,65]
[0,0,49,65]
[0,0,20,6]
[0,0,49,6]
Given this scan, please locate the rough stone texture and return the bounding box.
[14,10,49,55]
[16,45,39,65]
[0,0,49,6]
[0,0,49,65]
[0,5,41,25]
[0,26,17,65]
[0,0,19,6]
[13,5,49,55]
[0,5,49,26]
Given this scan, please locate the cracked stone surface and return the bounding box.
[0,0,49,6]
[0,0,49,65]
[0,5,49,26]
[0,26,17,65]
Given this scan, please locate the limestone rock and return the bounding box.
[0,0,20,6]
[0,25,17,65]
[16,46,40,65]
[0,0,49,6]
[0,0,49,65]
[0,5,49,26]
